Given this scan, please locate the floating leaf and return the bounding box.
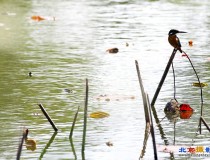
[26,139,37,151]
[180,104,193,111]
[106,141,113,147]
[188,40,193,46]
[180,110,193,119]
[31,15,45,21]
[90,111,110,118]
[106,48,119,54]
[23,129,37,151]
[179,104,193,119]
[192,82,208,87]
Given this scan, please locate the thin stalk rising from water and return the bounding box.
[70,106,80,139]
[151,48,177,106]
[82,79,89,159]
[16,131,26,160]
[171,62,176,100]
[69,106,79,159]
[182,51,204,134]
[38,104,58,132]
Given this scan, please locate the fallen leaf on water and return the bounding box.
[31,15,45,21]
[192,82,208,87]
[189,40,193,46]
[26,139,37,151]
[106,48,119,54]
[106,141,113,147]
[23,129,37,151]
[90,111,110,118]
[180,110,193,119]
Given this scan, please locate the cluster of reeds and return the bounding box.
[137,48,210,160]
[16,79,89,160]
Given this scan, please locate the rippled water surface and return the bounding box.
[1,0,210,159]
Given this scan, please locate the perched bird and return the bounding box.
[168,29,187,53]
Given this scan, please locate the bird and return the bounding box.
[168,29,187,53]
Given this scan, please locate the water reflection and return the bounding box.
[39,131,57,159]
[69,137,77,160]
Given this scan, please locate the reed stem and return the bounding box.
[200,117,210,132]
[135,60,150,123]
[146,94,158,160]
[16,132,26,160]
[38,104,58,132]
[151,49,177,106]
[82,79,89,159]
[182,52,204,134]
[69,106,80,139]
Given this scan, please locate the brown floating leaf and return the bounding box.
[26,139,37,151]
[31,15,45,21]
[106,141,113,147]
[188,40,193,46]
[23,129,37,151]
[106,48,119,54]
[192,82,208,87]
[90,111,110,118]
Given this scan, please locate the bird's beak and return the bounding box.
[178,31,187,33]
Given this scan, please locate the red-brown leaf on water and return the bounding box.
[189,40,193,46]
[31,15,45,21]
[180,104,193,111]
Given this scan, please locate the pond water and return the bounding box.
[1,0,210,159]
